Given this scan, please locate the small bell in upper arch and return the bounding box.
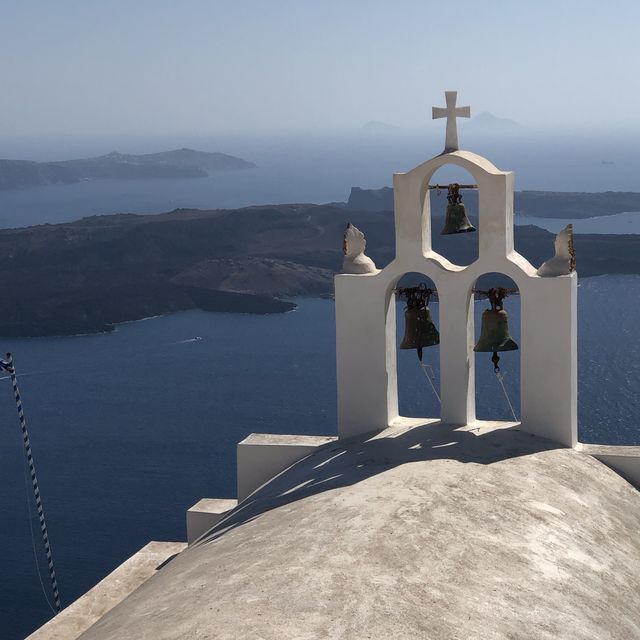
[440,183,476,235]
[473,288,518,371]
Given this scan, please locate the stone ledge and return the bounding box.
[239,433,337,447]
[237,433,337,502]
[577,443,640,490]
[187,498,238,544]
[26,541,186,640]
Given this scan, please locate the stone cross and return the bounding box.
[432,91,470,152]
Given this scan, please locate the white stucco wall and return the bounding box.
[336,150,578,447]
[577,444,640,490]
[187,499,238,544]
[237,433,337,502]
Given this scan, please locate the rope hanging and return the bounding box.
[495,370,518,422]
[419,362,441,403]
[2,353,61,614]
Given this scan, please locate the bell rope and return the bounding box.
[419,362,441,403]
[495,370,518,422]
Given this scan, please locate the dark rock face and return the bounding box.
[347,186,640,219]
[0,148,255,191]
[172,257,334,297]
[0,203,638,336]
[516,191,640,218]
[0,204,347,336]
[0,159,77,190]
[346,186,394,211]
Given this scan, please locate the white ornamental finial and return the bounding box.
[537,224,576,277]
[342,223,377,274]
[432,91,470,153]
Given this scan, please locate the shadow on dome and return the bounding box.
[198,422,561,546]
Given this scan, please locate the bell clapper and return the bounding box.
[489,290,505,375]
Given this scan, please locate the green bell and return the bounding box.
[473,308,518,353]
[474,289,518,372]
[440,183,476,235]
[441,202,476,234]
[400,304,439,361]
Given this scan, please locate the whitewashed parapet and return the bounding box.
[335,147,578,447]
[26,541,186,640]
[187,498,238,544]
[237,433,337,502]
[577,444,640,490]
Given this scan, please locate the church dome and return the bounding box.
[80,423,640,639]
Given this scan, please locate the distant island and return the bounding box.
[0,148,255,191]
[0,203,638,336]
[465,112,521,130]
[346,186,640,219]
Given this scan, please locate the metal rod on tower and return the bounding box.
[428,184,477,190]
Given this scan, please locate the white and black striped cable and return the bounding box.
[5,353,61,613]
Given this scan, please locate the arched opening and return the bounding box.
[425,165,479,266]
[472,273,521,422]
[394,273,441,419]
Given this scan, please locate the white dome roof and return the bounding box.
[81,423,640,639]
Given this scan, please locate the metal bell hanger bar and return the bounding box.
[394,282,438,303]
[472,287,519,301]
[428,183,477,190]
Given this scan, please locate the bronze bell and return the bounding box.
[400,302,439,361]
[440,183,476,235]
[474,288,518,371]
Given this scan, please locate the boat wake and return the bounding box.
[175,337,203,344]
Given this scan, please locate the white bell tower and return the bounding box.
[335,91,578,447]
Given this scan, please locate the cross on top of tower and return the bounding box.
[432,91,470,153]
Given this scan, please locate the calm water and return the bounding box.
[1,276,639,638]
[516,211,640,234]
[1,132,640,637]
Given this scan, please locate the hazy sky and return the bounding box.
[2,0,639,135]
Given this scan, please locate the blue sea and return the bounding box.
[2,279,639,638]
[1,131,639,638]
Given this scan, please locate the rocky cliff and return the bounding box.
[346,186,640,219]
[0,204,637,336]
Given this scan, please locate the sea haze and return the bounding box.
[1,129,640,228]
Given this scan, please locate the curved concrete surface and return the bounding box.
[80,423,640,639]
